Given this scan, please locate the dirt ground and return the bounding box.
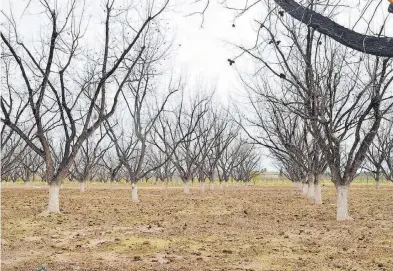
[1,183,393,271]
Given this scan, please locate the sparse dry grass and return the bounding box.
[1,183,393,271]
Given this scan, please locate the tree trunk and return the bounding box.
[219,182,223,191]
[131,182,139,202]
[307,182,315,199]
[80,181,86,193]
[47,182,61,214]
[375,172,380,189]
[314,184,322,204]
[313,174,322,204]
[184,181,190,194]
[201,181,205,193]
[307,173,315,199]
[336,185,352,221]
[25,170,31,186]
[302,182,308,196]
[210,182,214,191]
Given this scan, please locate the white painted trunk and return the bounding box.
[314,184,322,204]
[307,182,315,199]
[293,182,299,191]
[219,182,223,191]
[184,182,190,194]
[80,181,86,193]
[210,182,214,191]
[336,185,352,221]
[376,181,380,189]
[302,183,308,196]
[131,183,139,202]
[225,182,229,188]
[201,182,205,193]
[48,182,60,213]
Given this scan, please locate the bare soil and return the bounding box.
[1,183,393,271]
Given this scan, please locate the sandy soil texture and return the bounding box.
[1,183,392,271]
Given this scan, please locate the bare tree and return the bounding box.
[363,120,393,188]
[236,2,393,220]
[1,0,169,214]
[237,96,327,203]
[378,121,393,182]
[307,56,393,220]
[1,56,31,181]
[217,139,244,188]
[106,92,178,202]
[21,150,44,186]
[231,143,260,186]
[1,133,27,181]
[105,28,181,202]
[70,130,110,192]
[193,109,216,192]
[168,93,212,194]
[100,149,123,189]
[203,110,238,191]
[150,146,176,198]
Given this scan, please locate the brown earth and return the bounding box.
[1,183,393,271]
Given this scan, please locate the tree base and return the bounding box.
[336,185,352,221]
[314,184,322,204]
[337,216,353,222]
